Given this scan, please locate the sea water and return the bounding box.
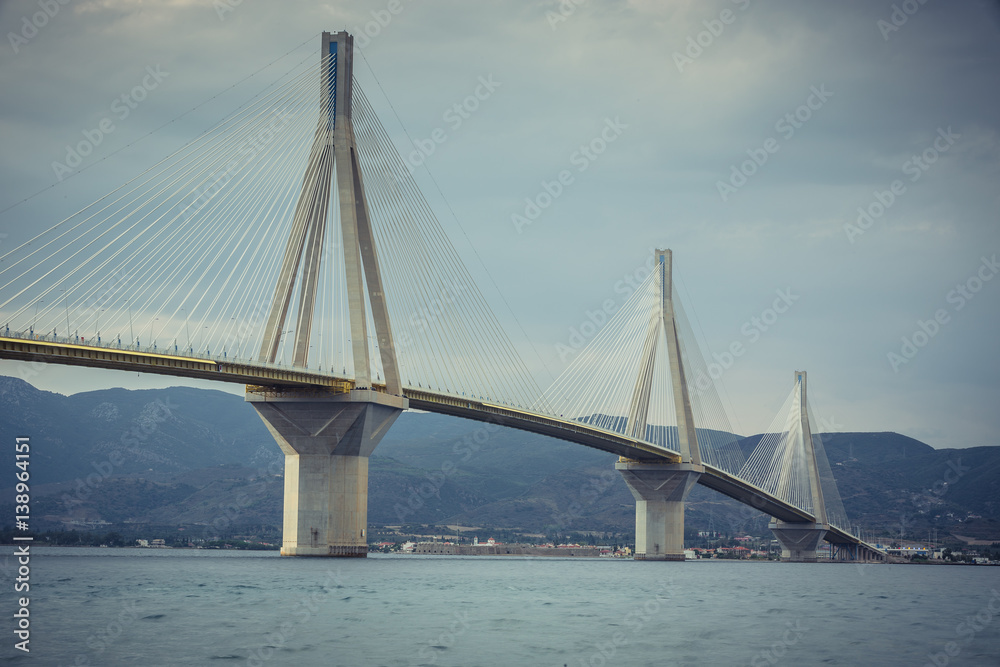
[1,547,998,666]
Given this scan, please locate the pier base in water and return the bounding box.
[616,462,703,561]
[247,389,405,557]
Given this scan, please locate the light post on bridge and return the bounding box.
[275,329,293,364]
[128,304,135,350]
[182,308,192,354]
[31,300,44,338]
[148,317,159,352]
[60,289,70,342]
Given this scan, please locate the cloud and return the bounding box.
[0,0,998,447]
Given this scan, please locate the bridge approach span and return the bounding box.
[0,334,875,550]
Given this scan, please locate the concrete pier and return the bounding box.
[766,372,836,563]
[251,32,406,557]
[248,389,406,556]
[768,520,829,562]
[831,542,886,562]
[616,461,703,560]
[616,250,705,561]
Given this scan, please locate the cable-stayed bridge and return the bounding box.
[0,32,882,562]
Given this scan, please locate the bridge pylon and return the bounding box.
[615,249,704,560]
[246,31,407,557]
[768,371,829,562]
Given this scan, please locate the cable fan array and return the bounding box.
[671,290,746,475]
[541,257,745,475]
[0,51,347,369]
[0,49,543,407]
[543,268,674,439]
[805,400,851,531]
[349,85,540,407]
[0,37,860,537]
[738,380,850,528]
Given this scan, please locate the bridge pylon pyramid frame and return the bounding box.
[768,370,830,562]
[0,33,891,565]
[615,249,704,561]
[246,31,407,557]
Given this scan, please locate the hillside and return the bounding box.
[1,376,997,542]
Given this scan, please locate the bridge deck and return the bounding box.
[0,336,881,553]
[0,335,348,389]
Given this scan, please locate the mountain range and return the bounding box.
[1,375,997,544]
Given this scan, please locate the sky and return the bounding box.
[0,0,998,448]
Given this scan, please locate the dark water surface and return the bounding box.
[1,547,998,666]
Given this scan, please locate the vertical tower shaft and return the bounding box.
[249,32,407,559]
[617,249,704,561]
[660,249,701,465]
[797,371,827,524]
[768,370,830,561]
[257,31,401,396]
[624,249,701,464]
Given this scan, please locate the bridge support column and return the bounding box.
[768,520,829,562]
[616,461,702,561]
[247,389,406,557]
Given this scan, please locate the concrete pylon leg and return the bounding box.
[247,389,405,557]
[768,520,829,562]
[616,462,703,561]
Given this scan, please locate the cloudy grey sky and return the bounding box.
[1,0,998,448]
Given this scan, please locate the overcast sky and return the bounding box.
[1,0,998,448]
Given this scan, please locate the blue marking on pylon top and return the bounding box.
[328,39,337,129]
